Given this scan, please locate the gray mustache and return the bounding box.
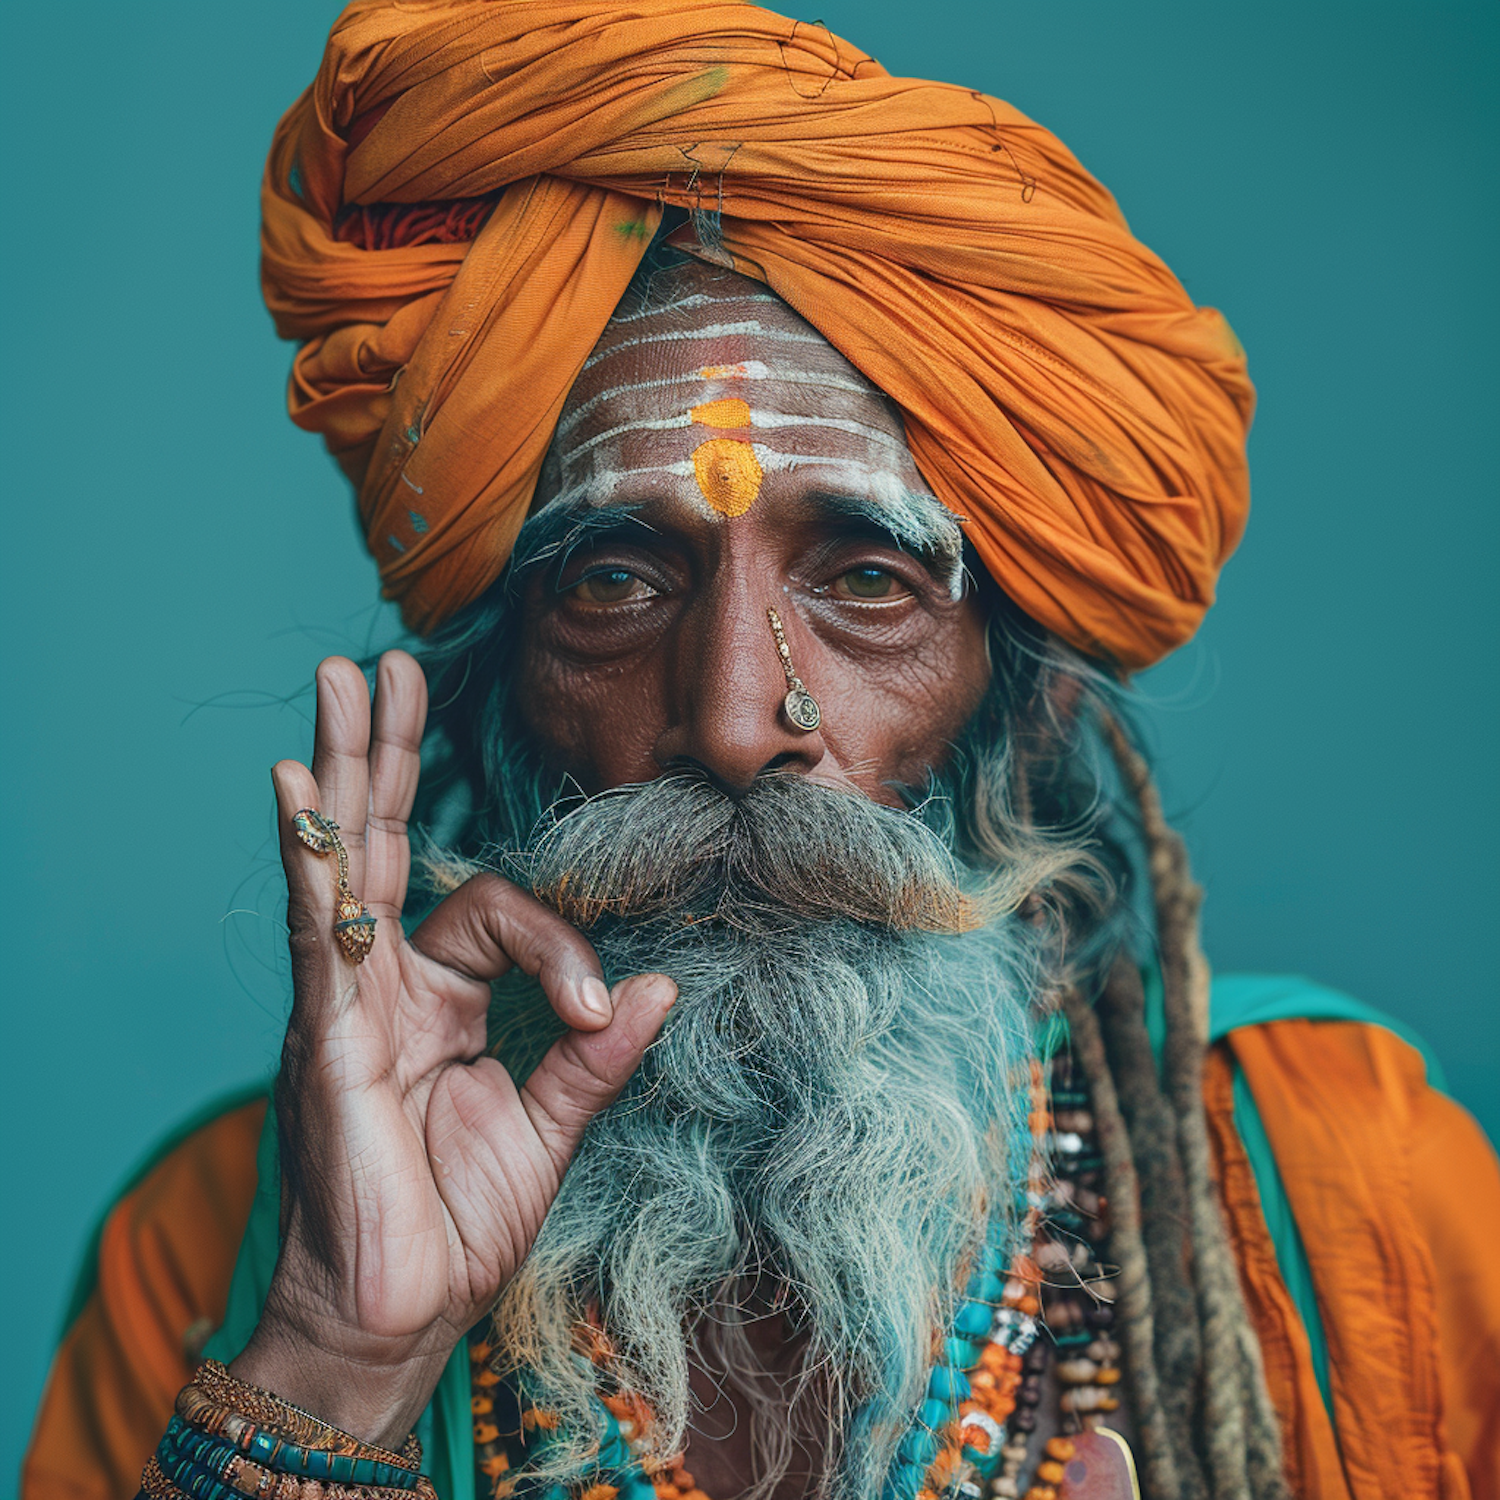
[523,771,977,934]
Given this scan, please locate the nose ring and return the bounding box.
[767,607,821,733]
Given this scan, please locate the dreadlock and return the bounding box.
[1066,719,1289,1500]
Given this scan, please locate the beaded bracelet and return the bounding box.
[185,1362,421,1471]
[162,1416,438,1500]
[142,1453,234,1500]
[145,1360,436,1500]
[155,1424,434,1500]
[161,1441,266,1500]
[171,1399,425,1491]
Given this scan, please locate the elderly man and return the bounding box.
[24,4,1499,1500]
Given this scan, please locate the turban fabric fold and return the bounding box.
[263,0,1253,669]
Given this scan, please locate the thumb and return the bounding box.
[519,973,676,1165]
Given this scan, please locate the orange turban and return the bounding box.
[263,0,1253,670]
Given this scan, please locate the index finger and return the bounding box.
[410,873,615,1031]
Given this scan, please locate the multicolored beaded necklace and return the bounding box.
[469,1042,1126,1500]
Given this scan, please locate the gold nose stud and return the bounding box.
[767,607,821,733]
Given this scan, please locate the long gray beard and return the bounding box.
[479,773,1049,1497]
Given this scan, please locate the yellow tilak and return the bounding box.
[692,438,763,517]
[688,397,761,516]
[690,397,752,428]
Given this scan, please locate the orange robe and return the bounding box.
[23,1021,1500,1499]
[24,1096,266,1500]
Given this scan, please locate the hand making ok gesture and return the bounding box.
[231,651,675,1446]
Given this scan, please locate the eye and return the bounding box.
[829,566,906,601]
[569,568,657,605]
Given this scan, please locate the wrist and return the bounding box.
[231,1317,454,1448]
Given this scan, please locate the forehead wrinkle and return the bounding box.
[558,367,878,441]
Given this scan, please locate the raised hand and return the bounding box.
[230,652,675,1445]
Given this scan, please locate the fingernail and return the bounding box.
[580,976,613,1023]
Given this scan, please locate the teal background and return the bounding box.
[3,0,1495,1481]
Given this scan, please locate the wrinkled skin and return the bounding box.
[237,268,992,1494]
[514,267,991,801]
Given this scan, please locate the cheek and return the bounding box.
[515,631,667,791]
[819,601,991,795]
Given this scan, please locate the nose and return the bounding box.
[652,590,828,794]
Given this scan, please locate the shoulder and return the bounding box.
[1207,971,1476,1153]
[1208,970,1448,1087]
[1205,971,1490,1269]
[24,1090,268,1500]
[1206,975,1499,1495]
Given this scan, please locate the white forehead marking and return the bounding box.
[580,322,825,372]
[752,450,904,479]
[744,411,908,450]
[558,408,911,472]
[555,376,699,442]
[553,453,945,503]
[556,365,874,442]
[561,414,693,466]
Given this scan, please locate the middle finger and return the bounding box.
[364,650,428,919]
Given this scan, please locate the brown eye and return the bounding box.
[571,568,655,605]
[833,566,900,600]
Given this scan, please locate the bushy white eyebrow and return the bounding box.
[526,456,966,600]
[752,456,966,599]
